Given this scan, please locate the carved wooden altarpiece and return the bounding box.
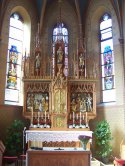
[23,30,97,148]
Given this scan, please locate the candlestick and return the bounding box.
[38,111,40,118]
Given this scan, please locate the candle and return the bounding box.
[38,111,40,118]
[40,141,43,148]
[80,112,81,126]
[48,113,49,119]
[31,107,33,116]
[73,112,75,125]
[86,112,87,123]
[52,105,54,112]
[45,111,46,124]
[70,113,72,120]
[31,107,33,125]
[77,114,78,120]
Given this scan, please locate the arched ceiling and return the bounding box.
[35,0,123,28]
[0,0,124,38]
[36,0,89,20]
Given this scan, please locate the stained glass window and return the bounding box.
[5,13,24,104]
[52,23,68,76]
[100,13,116,102]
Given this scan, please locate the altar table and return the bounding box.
[27,148,91,166]
[26,130,92,143]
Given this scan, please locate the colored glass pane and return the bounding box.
[102,64,113,77]
[9,38,23,53]
[100,13,115,102]
[101,39,113,53]
[103,46,113,63]
[5,12,24,104]
[104,76,114,90]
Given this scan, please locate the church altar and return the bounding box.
[23,22,97,150]
[26,130,92,143]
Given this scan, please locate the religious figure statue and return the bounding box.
[57,46,63,64]
[34,99,40,110]
[41,97,47,112]
[71,99,77,112]
[39,101,43,112]
[76,94,81,110]
[35,52,41,75]
[79,97,86,112]
[79,53,85,69]
[86,94,92,112]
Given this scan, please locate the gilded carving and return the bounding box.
[54,89,66,113]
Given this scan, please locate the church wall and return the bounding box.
[86,0,125,157]
[0,0,38,140]
[0,105,30,141]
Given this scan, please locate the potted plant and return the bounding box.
[4,119,24,157]
[94,120,112,164]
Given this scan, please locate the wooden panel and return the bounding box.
[27,150,91,166]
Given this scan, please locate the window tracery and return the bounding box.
[100,13,116,102]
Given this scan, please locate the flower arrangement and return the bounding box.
[78,135,91,150]
[78,135,91,143]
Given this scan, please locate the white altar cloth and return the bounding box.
[26,130,93,143]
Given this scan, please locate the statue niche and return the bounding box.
[55,41,65,75]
